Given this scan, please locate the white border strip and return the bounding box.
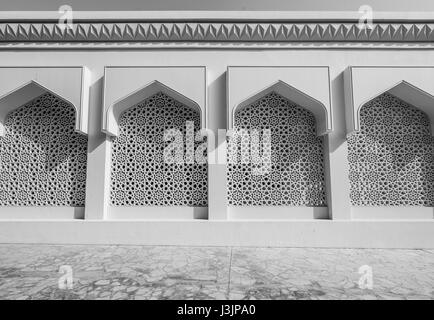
[0,220,433,248]
[0,11,433,21]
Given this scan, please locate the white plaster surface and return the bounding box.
[0,220,433,248]
[345,66,434,134]
[103,66,206,135]
[0,45,434,246]
[227,66,332,135]
[0,67,89,134]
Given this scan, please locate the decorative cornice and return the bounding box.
[1,21,434,43]
[1,12,434,45]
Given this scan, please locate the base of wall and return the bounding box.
[228,206,328,219]
[107,206,208,220]
[0,219,433,248]
[0,207,84,220]
[352,206,434,220]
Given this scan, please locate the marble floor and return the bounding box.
[0,244,433,300]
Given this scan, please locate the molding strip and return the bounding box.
[1,21,434,44]
[0,11,434,46]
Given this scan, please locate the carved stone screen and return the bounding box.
[110,92,208,207]
[227,92,327,206]
[348,93,434,206]
[0,92,88,206]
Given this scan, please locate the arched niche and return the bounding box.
[107,89,208,219]
[227,89,328,219]
[232,80,330,136]
[344,66,434,137]
[103,80,202,137]
[0,80,83,136]
[0,90,88,219]
[347,89,434,216]
[355,81,434,135]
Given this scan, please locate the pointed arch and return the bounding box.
[103,80,202,137]
[349,85,434,208]
[355,80,434,135]
[0,80,81,136]
[232,80,330,136]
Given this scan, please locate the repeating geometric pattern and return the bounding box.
[227,92,327,206]
[1,22,434,43]
[0,93,88,206]
[110,92,208,206]
[348,93,434,206]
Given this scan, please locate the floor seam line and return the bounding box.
[227,247,233,298]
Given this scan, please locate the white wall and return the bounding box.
[1,49,434,246]
[1,49,434,218]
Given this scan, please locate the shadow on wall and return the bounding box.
[329,72,347,153]
[0,92,88,206]
[227,91,327,207]
[108,92,208,207]
[208,72,227,151]
[88,77,106,153]
[348,92,434,207]
[3,92,87,171]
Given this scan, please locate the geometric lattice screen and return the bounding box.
[110,92,208,206]
[0,92,88,206]
[227,92,327,206]
[348,92,434,206]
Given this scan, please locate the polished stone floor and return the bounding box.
[0,244,433,300]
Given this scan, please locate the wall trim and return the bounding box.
[1,11,434,47]
[0,220,433,248]
[0,207,84,220]
[107,206,208,220]
[228,206,329,220]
